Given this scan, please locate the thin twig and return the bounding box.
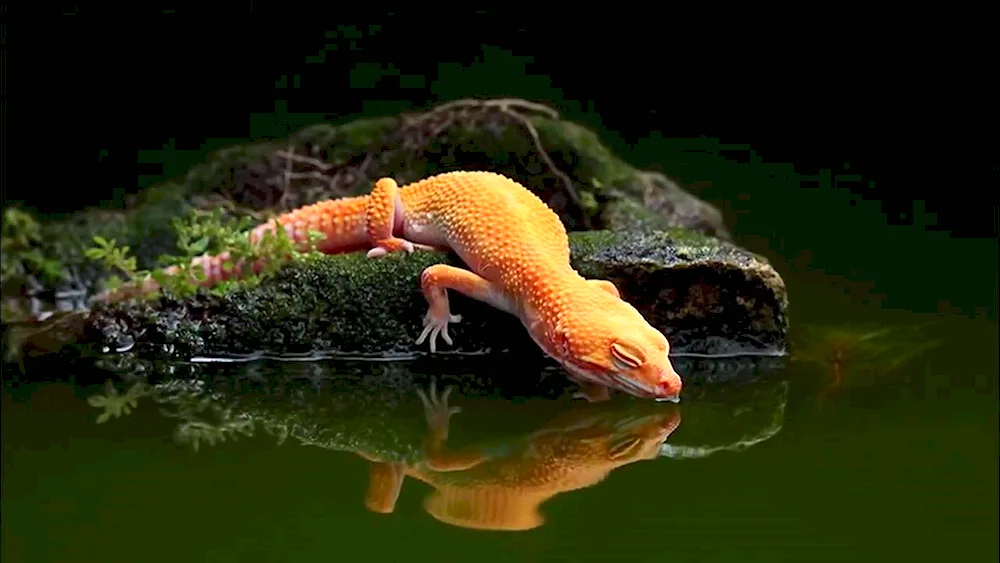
[494,102,590,229]
[275,149,333,171]
[260,98,578,220]
[279,144,294,210]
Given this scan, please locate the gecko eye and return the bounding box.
[610,342,645,371]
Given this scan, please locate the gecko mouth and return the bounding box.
[611,374,659,399]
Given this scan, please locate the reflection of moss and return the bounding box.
[83,357,790,463]
[661,380,789,459]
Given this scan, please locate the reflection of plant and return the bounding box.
[793,323,943,409]
[172,417,255,453]
[155,384,256,452]
[86,380,150,423]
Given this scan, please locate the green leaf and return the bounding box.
[151,270,170,286]
[190,236,210,254]
[42,261,65,280]
[93,235,110,247]
[84,248,106,260]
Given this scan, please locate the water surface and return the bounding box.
[2,275,997,563]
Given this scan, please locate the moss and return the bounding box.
[83,229,788,363]
[531,117,636,196]
[297,117,397,164]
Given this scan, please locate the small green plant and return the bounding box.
[86,209,326,300]
[84,235,147,294]
[1,208,66,287]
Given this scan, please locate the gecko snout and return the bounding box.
[653,364,683,403]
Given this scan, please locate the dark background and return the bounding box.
[10,7,998,319]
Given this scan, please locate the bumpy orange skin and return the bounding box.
[360,401,681,530]
[115,171,683,401]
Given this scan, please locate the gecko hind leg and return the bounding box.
[364,177,435,258]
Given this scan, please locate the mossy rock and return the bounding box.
[6,99,731,308]
[82,229,787,364]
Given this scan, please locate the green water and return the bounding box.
[2,271,997,562]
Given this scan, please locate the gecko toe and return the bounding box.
[416,308,460,353]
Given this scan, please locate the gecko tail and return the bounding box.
[94,250,268,304]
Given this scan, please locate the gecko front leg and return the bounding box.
[364,177,435,258]
[416,378,489,472]
[573,383,612,403]
[416,264,507,353]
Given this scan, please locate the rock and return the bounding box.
[601,171,729,239]
[570,230,788,356]
[83,228,787,363]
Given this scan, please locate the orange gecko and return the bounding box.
[113,170,683,402]
[359,382,682,530]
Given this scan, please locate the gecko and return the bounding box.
[358,380,681,530]
[105,170,683,402]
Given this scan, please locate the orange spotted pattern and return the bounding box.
[359,401,681,530]
[250,195,371,253]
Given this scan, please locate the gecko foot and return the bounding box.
[366,237,436,258]
[415,306,462,353]
[416,377,462,439]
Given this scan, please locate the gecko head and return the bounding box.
[556,295,683,402]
